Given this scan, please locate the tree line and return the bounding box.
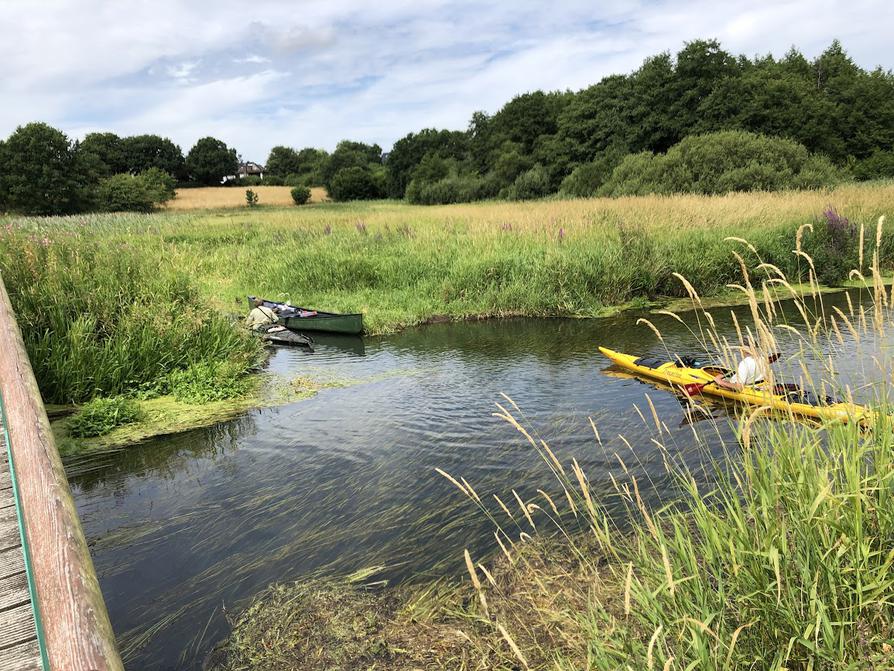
[1,39,892,214]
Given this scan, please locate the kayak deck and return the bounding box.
[598,346,867,424]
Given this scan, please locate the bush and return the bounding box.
[94,173,157,212]
[600,131,844,197]
[503,164,551,200]
[560,149,627,198]
[291,185,311,205]
[169,359,252,404]
[68,397,143,438]
[405,174,496,205]
[853,150,894,181]
[329,166,383,201]
[140,167,176,203]
[245,189,259,207]
[263,175,284,186]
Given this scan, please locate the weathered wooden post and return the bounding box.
[0,275,123,671]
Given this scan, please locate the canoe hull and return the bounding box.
[281,312,363,335]
[248,297,363,335]
[598,346,867,424]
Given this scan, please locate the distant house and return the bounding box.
[238,161,264,178]
[222,161,265,184]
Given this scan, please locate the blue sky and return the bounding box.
[2,0,892,161]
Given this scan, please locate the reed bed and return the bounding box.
[212,216,894,669]
[1,182,892,404]
[164,186,328,210]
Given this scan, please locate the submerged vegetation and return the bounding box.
[211,218,894,669]
[1,182,893,406]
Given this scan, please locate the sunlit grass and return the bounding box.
[164,186,329,210]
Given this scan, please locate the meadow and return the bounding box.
[1,181,893,405]
[163,185,329,210]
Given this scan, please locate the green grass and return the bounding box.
[2,182,892,404]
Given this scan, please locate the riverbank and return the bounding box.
[2,182,892,409]
[53,373,350,455]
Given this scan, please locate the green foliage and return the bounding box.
[95,173,157,212]
[386,129,470,198]
[329,166,384,201]
[169,359,252,404]
[0,222,262,403]
[405,174,496,205]
[139,167,176,203]
[0,122,84,215]
[560,148,627,197]
[502,164,551,200]
[854,150,894,180]
[120,134,185,179]
[601,131,844,196]
[265,146,302,176]
[321,141,382,189]
[68,396,143,438]
[78,132,128,180]
[245,189,259,207]
[290,185,311,205]
[186,137,239,185]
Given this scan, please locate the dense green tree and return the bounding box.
[386,129,469,198]
[265,146,302,176]
[321,140,382,189]
[186,137,238,185]
[78,132,128,180]
[328,166,383,201]
[121,134,185,178]
[0,122,84,215]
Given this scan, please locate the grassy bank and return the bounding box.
[2,182,893,405]
[209,227,894,670]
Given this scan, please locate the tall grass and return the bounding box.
[0,218,261,403]
[2,183,893,403]
[434,216,894,669]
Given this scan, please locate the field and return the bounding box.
[164,186,329,210]
[1,181,893,404]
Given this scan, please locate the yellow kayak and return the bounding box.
[598,346,869,425]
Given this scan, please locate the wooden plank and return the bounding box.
[0,571,29,612]
[0,638,42,671]
[0,519,21,554]
[0,602,36,649]
[0,277,123,670]
[0,548,25,582]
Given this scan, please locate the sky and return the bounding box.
[2,0,892,161]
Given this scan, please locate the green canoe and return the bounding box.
[248,297,364,335]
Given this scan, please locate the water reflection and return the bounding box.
[67,290,878,670]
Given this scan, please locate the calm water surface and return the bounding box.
[65,293,879,670]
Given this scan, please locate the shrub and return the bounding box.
[245,189,259,207]
[560,148,627,198]
[263,175,284,186]
[405,174,496,205]
[853,149,894,181]
[68,397,143,438]
[329,166,383,201]
[94,173,157,212]
[600,131,844,197]
[169,359,252,404]
[291,185,311,205]
[503,164,551,200]
[139,167,176,203]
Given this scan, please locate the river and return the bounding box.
[64,290,876,670]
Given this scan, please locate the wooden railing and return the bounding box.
[0,276,123,671]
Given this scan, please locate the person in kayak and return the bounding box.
[245,298,279,331]
[713,345,780,391]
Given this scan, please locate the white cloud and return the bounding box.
[0,0,891,160]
